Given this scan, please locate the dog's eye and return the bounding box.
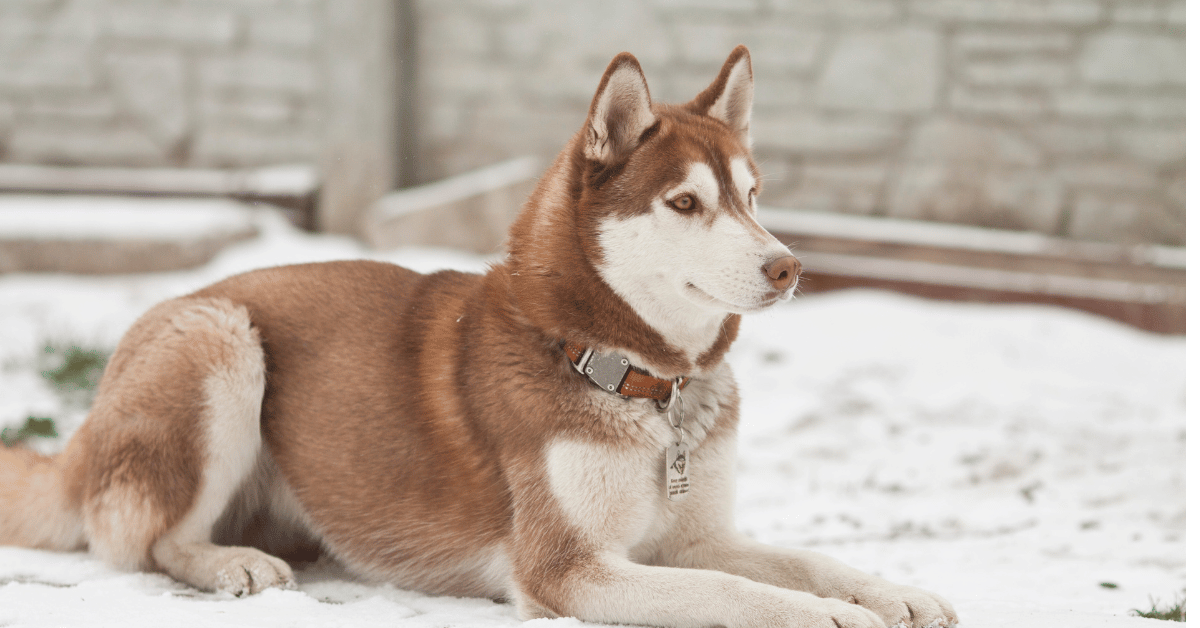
[670,194,697,211]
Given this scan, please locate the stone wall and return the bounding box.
[416,0,1184,246]
[0,1,1184,246]
[0,0,400,234]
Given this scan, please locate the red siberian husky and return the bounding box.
[1,47,957,628]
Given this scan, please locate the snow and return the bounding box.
[0,195,255,240]
[0,205,1186,627]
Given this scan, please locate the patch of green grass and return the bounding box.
[1132,594,1185,622]
[0,343,110,448]
[41,343,109,395]
[0,416,58,447]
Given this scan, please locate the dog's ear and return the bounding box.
[689,45,754,143]
[584,52,657,165]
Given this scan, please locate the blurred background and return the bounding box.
[0,0,1186,331]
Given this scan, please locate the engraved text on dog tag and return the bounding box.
[665,442,690,501]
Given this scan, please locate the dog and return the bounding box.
[1,47,957,628]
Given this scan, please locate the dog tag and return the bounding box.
[665,442,690,501]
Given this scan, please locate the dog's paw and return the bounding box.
[805,597,889,628]
[844,583,957,628]
[213,548,297,597]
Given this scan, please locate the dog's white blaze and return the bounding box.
[729,157,755,212]
[597,162,793,364]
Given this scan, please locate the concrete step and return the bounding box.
[0,195,258,274]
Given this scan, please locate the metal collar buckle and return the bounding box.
[571,347,632,395]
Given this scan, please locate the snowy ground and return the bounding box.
[0,206,1186,627]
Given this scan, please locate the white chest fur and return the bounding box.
[543,364,735,551]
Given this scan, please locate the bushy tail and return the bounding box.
[0,446,85,551]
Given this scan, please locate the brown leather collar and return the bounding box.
[563,341,689,403]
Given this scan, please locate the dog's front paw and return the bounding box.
[845,583,957,628]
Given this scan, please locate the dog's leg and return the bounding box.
[668,536,958,628]
[83,298,294,596]
[150,300,295,596]
[661,433,958,628]
[515,437,887,628]
[520,552,888,628]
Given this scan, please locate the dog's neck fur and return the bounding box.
[505,143,739,379]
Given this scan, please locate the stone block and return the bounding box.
[738,25,825,72]
[1027,122,1110,157]
[425,56,518,100]
[802,161,891,187]
[553,3,673,70]
[763,0,900,21]
[672,22,824,71]
[245,10,321,50]
[948,86,1046,118]
[1110,126,1185,165]
[1166,0,1184,26]
[888,119,1062,232]
[8,124,163,166]
[199,92,298,126]
[199,53,320,95]
[424,11,493,57]
[0,48,95,90]
[770,187,842,213]
[25,93,118,123]
[1067,191,1181,246]
[423,102,469,146]
[105,4,238,47]
[784,161,892,215]
[753,114,903,155]
[1053,91,1184,122]
[815,27,942,113]
[1079,32,1184,87]
[752,76,807,108]
[1110,1,1179,25]
[0,100,14,135]
[14,0,103,45]
[775,185,881,215]
[191,126,321,166]
[1163,170,1184,209]
[905,119,1043,166]
[673,22,744,65]
[104,52,189,147]
[953,30,1074,54]
[887,163,1064,233]
[497,19,545,62]
[468,101,582,162]
[1053,160,1158,191]
[651,0,757,15]
[912,0,1102,24]
[961,59,1070,87]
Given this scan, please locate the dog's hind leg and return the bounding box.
[81,297,294,596]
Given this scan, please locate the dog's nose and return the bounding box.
[762,255,801,290]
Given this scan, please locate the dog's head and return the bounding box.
[509,47,800,373]
[580,47,800,319]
